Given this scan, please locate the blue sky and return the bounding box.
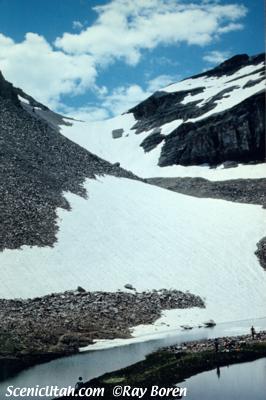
[0,0,264,119]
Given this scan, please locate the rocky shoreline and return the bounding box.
[0,288,204,377]
[166,330,266,354]
[74,332,266,400]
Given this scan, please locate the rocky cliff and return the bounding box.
[129,53,265,167]
[159,92,265,166]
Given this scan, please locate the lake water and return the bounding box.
[1,317,266,399]
[183,357,266,400]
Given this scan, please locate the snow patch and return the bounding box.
[160,120,183,136]
[162,63,265,121]
[0,176,265,330]
[18,95,29,104]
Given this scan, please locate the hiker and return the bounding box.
[214,338,219,353]
[251,326,256,339]
[75,376,84,391]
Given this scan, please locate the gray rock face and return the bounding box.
[0,72,141,251]
[112,128,124,139]
[124,284,135,291]
[255,238,266,271]
[140,131,165,152]
[0,71,20,106]
[159,92,265,166]
[130,88,205,133]
[128,53,265,167]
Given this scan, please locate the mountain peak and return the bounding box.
[191,52,265,80]
[0,70,20,106]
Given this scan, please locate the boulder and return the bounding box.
[204,319,216,328]
[124,284,136,291]
[76,286,86,293]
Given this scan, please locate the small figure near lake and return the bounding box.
[75,376,84,391]
[214,338,219,353]
[251,326,256,340]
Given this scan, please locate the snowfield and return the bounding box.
[61,113,266,180]
[1,176,266,330]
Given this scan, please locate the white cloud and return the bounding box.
[55,0,247,66]
[0,1,247,110]
[217,22,243,34]
[203,50,232,64]
[58,72,178,120]
[61,88,144,121]
[61,105,110,122]
[100,73,178,115]
[60,84,150,120]
[154,56,180,67]
[147,74,177,92]
[72,20,84,30]
[0,32,97,108]
[101,84,149,115]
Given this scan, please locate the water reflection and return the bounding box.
[1,317,266,399]
[184,358,266,400]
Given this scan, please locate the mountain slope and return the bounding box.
[0,71,140,251]
[0,56,265,334]
[61,53,265,179]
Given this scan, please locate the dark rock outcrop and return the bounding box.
[158,92,265,166]
[130,88,205,133]
[140,131,165,152]
[0,71,20,106]
[255,238,266,271]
